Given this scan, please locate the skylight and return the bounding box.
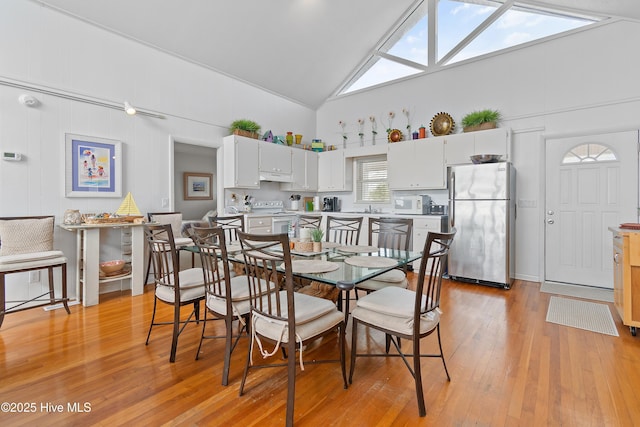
[339,0,601,95]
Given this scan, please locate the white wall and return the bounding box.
[0,0,315,300]
[317,19,640,282]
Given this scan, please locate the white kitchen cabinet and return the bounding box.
[318,150,352,192]
[412,216,444,270]
[245,215,272,234]
[260,142,292,180]
[387,138,446,190]
[281,149,318,191]
[443,133,475,166]
[223,135,260,189]
[444,128,511,165]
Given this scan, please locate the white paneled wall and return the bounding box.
[317,19,640,282]
[0,0,316,301]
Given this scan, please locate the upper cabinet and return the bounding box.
[223,135,260,189]
[387,138,446,190]
[260,142,292,181]
[444,128,511,165]
[282,149,318,191]
[318,150,352,192]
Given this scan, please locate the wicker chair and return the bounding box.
[0,216,70,328]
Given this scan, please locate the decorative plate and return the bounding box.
[430,112,455,136]
[387,129,404,143]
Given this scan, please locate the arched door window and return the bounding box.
[562,143,617,164]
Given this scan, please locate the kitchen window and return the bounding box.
[356,156,390,203]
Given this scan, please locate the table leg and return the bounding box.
[130,226,144,296]
[82,228,101,306]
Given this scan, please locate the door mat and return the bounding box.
[546,296,618,336]
[541,281,613,303]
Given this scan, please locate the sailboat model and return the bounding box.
[115,192,144,221]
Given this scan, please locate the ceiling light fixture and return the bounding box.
[18,94,39,107]
[124,101,137,115]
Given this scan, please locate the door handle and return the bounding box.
[547,219,554,224]
[547,210,554,215]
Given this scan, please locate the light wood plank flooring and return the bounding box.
[1,277,639,426]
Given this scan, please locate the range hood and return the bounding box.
[259,172,293,182]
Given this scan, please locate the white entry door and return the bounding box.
[545,131,638,288]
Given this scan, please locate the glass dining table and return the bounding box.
[183,242,422,320]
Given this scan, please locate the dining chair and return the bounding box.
[349,229,456,417]
[144,212,193,285]
[0,216,70,328]
[297,214,322,230]
[206,215,245,242]
[355,217,413,293]
[236,231,348,427]
[325,215,363,245]
[144,223,206,362]
[189,226,260,386]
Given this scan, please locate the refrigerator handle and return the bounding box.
[449,171,455,228]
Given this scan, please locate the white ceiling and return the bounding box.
[33,0,640,109]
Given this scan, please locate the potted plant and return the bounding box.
[311,228,324,252]
[461,109,501,133]
[229,119,261,139]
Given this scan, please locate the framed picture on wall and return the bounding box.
[65,133,122,198]
[184,172,213,200]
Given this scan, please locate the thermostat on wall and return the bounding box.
[2,152,22,161]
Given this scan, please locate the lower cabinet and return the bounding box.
[412,217,444,270]
[246,216,272,234]
[611,228,640,335]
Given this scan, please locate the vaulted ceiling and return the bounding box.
[34,0,640,109]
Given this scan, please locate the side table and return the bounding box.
[60,223,145,306]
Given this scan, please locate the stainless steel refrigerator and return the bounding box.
[448,162,516,288]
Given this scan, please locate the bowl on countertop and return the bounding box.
[99,260,125,274]
[470,154,502,164]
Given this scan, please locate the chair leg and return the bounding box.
[239,320,254,396]
[221,316,233,386]
[195,311,208,361]
[47,267,56,305]
[285,339,296,427]
[349,318,358,384]
[60,263,70,314]
[413,336,426,417]
[385,334,391,354]
[169,303,181,363]
[437,324,451,381]
[0,273,5,328]
[339,322,348,389]
[146,297,158,345]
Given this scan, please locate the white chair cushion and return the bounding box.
[155,267,205,303]
[356,269,408,291]
[0,217,54,255]
[253,292,342,343]
[0,250,66,272]
[174,236,194,247]
[150,213,183,238]
[352,286,439,336]
[206,276,277,317]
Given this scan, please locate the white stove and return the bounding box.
[250,200,286,214]
[246,201,297,235]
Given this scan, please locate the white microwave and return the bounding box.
[392,195,431,214]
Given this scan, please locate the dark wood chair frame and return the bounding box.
[144,223,204,362]
[0,216,70,328]
[206,215,245,242]
[325,215,363,245]
[189,225,248,386]
[349,230,456,417]
[297,214,322,230]
[236,231,348,427]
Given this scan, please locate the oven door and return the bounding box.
[272,215,296,236]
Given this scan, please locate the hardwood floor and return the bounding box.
[1,276,639,426]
